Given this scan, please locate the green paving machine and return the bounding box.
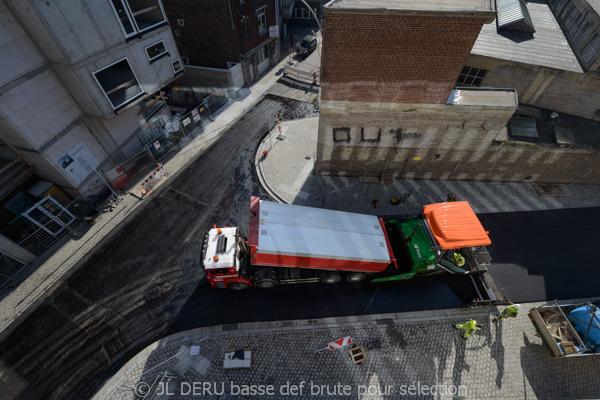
[372,201,493,283]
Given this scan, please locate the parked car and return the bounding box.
[296,35,317,58]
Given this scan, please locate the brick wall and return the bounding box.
[163,0,277,69]
[163,0,239,69]
[320,13,486,104]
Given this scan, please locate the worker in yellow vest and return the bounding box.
[454,319,480,339]
[453,252,465,267]
[494,297,521,322]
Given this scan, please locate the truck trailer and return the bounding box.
[201,197,494,293]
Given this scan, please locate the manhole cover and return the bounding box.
[531,183,572,197]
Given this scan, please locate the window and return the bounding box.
[171,59,184,75]
[144,40,168,62]
[257,7,267,33]
[242,16,249,37]
[295,7,311,19]
[456,66,488,87]
[93,58,144,110]
[109,0,167,39]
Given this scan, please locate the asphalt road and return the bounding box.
[167,273,478,333]
[0,95,318,400]
[482,207,600,303]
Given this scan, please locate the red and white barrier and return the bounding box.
[328,336,352,350]
[141,164,166,194]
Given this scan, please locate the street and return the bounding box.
[0,95,318,400]
[0,89,599,399]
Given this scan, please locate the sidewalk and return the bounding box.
[94,298,600,400]
[255,116,600,214]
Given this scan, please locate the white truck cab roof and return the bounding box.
[204,227,238,270]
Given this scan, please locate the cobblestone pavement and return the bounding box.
[95,299,600,400]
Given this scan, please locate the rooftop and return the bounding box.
[589,0,600,16]
[324,0,495,15]
[447,88,518,107]
[471,1,583,72]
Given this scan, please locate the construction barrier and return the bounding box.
[141,164,166,195]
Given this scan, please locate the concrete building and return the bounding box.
[0,0,182,262]
[466,0,600,121]
[162,0,281,90]
[316,0,519,182]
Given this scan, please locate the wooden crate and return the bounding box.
[349,346,367,364]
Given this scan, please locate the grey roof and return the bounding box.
[496,0,535,33]
[471,1,583,72]
[588,0,600,16]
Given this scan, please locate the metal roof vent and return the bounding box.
[509,117,538,139]
[496,0,535,36]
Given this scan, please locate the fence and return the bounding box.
[165,85,233,139]
[0,181,119,290]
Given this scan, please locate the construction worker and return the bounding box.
[454,319,480,339]
[494,297,521,321]
[453,252,465,267]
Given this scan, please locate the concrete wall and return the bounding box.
[0,0,180,196]
[316,99,518,180]
[317,98,600,184]
[467,54,600,121]
[6,0,181,119]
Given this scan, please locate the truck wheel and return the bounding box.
[319,271,341,284]
[254,268,279,289]
[345,272,366,282]
[228,282,250,290]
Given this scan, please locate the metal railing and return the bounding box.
[0,184,120,290]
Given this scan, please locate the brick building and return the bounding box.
[163,0,281,89]
[317,0,518,182]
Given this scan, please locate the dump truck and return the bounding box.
[529,302,600,357]
[201,197,494,294]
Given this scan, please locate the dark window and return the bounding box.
[257,7,267,33]
[171,59,184,75]
[456,66,488,87]
[94,58,143,109]
[145,40,167,61]
[110,0,167,39]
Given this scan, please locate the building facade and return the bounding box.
[0,0,182,262]
[317,0,518,182]
[465,0,600,121]
[162,0,280,89]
